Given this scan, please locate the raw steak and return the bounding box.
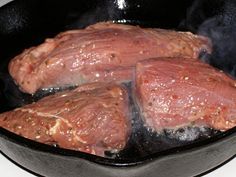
[9,22,212,94]
[0,83,131,157]
[135,58,236,131]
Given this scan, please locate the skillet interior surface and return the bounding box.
[0,0,236,177]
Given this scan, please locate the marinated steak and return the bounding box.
[135,58,236,131]
[9,22,212,94]
[0,83,131,157]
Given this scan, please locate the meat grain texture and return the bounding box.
[0,83,131,157]
[135,58,236,131]
[9,22,212,94]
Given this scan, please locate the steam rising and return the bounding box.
[183,0,236,77]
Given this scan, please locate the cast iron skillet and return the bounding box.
[0,0,236,177]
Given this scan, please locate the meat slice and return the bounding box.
[135,58,236,131]
[0,83,130,157]
[9,22,212,94]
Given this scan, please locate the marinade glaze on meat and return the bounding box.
[0,83,131,157]
[9,22,212,94]
[135,58,236,131]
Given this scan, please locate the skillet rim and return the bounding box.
[1,126,236,167]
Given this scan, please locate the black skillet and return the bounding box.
[0,0,236,177]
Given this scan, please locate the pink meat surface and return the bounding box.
[0,83,131,157]
[9,22,212,94]
[135,58,236,131]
